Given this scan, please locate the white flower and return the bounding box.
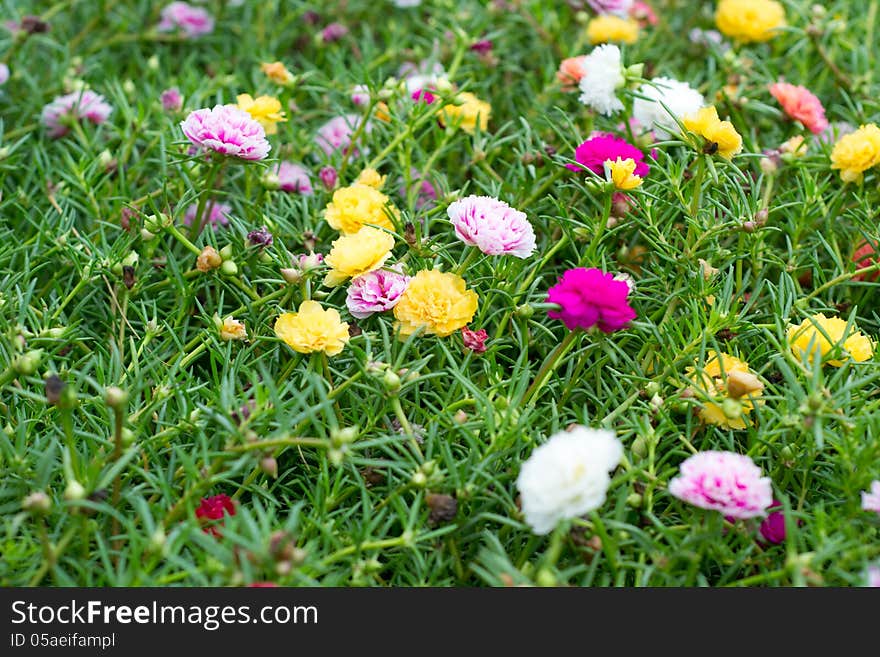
[633,76,705,139]
[577,44,626,116]
[516,426,623,535]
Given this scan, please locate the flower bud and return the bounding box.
[22,491,51,514]
[280,267,302,284]
[382,369,401,393]
[261,171,281,191]
[535,568,557,587]
[261,455,278,479]
[149,528,166,554]
[330,426,358,447]
[64,479,86,501]
[515,304,534,318]
[13,349,42,375]
[220,260,238,276]
[104,386,128,409]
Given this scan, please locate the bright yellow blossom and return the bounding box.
[439,92,491,135]
[830,123,880,183]
[606,157,643,190]
[393,270,479,338]
[323,227,395,287]
[683,106,743,160]
[236,93,286,135]
[324,183,399,234]
[686,351,764,430]
[587,15,639,45]
[787,313,874,367]
[715,0,786,43]
[274,301,349,356]
[355,168,386,189]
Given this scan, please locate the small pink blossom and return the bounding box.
[184,201,232,230]
[669,451,773,520]
[345,268,410,319]
[314,114,367,157]
[629,1,658,26]
[41,90,113,139]
[319,166,338,190]
[157,2,214,38]
[321,22,348,43]
[447,195,536,259]
[758,499,800,544]
[861,480,880,514]
[181,105,270,161]
[547,268,636,332]
[276,162,313,195]
[161,87,183,112]
[867,566,880,587]
[351,84,371,106]
[411,88,436,104]
[769,82,829,135]
[461,327,488,353]
[587,0,634,17]
[470,39,493,54]
[569,134,650,177]
[0,63,8,86]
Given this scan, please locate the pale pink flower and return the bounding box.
[769,82,829,135]
[669,451,773,520]
[345,268,410,319]
[861,480,880,514]
[184,201,232,230]
[276,162,313,195]
[447,195,536,259]
[41,90,113,138]
[587,0,633,18]
[314,114,368,157]
[867,566,880,587]
[0,63,8,86]
[161,87,183,112]
[157,2,214,38]
[351,84,370,107]
[181,105,270,160]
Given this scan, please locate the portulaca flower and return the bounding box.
[577,44,626,116]
[516,426,623,535]
[633,76,705,138]
[447,195,536,258]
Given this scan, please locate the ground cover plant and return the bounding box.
[1,0,879,587]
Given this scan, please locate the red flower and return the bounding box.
[461,326,488,353]
[196,494,236,537]
[852,240,880,282]
[247,582,279,588]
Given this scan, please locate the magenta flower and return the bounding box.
[448,195,536,259]
[568,134,650,177]
[41,90,113,139]
[758,500,798,544]
[470,39,493,54]
[247,226,273,249]
[862,481,880,514]
[669,451,773,520]
[161,87,183,112]
[461,327,488,353]
[319,166,338,190]
[181,105,270,161]
[195,493,235,537]
[547,268,636,332]
[276,162,313,195]
[321,22,348,43]
[157,2,214,38]
[411,88,436,104]
[345,268,410,319]
[184,202,231,230]
[314,114,367,157]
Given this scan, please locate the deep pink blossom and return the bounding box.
[569,134,650,177]
[862,481,880,514]
[462,327,488,353]
[321,22,348,43]
[411,88,436,104]
[630,1,658,26]
[276,162,313,195]
[669,451,773,520]
[345,268,410,319]
[470,39,493,54]
[157,2,214,38]
[447,195,536,259]
[41,90,113,138]
[319,166,338,190]
[181,105,270,160]
[769,82,828,135]
[758,500,798,544]
[184,201,231,230]
[547,268,636,332]
[195,494,235,537]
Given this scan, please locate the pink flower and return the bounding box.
[321,22,348,43]
[161,87,183,112]
[470,39,493,54]
[276,162,313,195]
[862,481,880,514]
[547,268,636,332]
[447,195,536,259]
[41,90,113,139]
[314,114,367,157]
[351,84,370,106]
[411,88,436,104]
[461,327,488,353]
[345,268,410,319]
[184,201,232,230]
[669,451,773,520]
[157,2,214,38]
[181,105,270,161]
[868,566,880,587]
[758,500,799,544]
[630,1,658,26]
[587,0,634,17]
[0,63,8,86]
[568,134,650,177]
[195,494,235,537]
[769,82,829,135]
[319,166,338,190]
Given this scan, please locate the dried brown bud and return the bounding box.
[426,493,458,526]
[196,246,222,272]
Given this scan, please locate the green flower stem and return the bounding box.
[803,262,880,302]
[188,160,224,242]
[164,222,202,257]
[320,533,414,567]
[521,330,580,406]
[110,404,125,558]
[391,396,423,460]
[454,247,481,276]
[585,190,614,264]
[689,156,705,220]
[29,526,76,587]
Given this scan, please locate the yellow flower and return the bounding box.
[236,93,286,135]
[260,61,294,85]
[324,183,399,234]
[830,123,880,183]
[355,168,386,189]
[780,135,807,157]
[605,157,643,190]
[587,15,639,45]
[683,106,742,160]
[323,227,395,287]
[715,0,786,43]
[787,313,874,367]
[439,92,491,135]
[274,300,349,356]
[686,351,764,429]
[393,269,479,338]
[219,316,247,341]
[375,101,392,123]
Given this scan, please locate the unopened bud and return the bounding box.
[64,480,86,501]
[261,456,278,479]
[382,369,401,393]
[22,491,51,514]
[104,386,128,409]
[330,426,358,447]
[280,267,302,284]
[220,260,239,276]
[13,349,42,375]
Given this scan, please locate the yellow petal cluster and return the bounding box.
[323,227,395,287]
[683,106,743,160]
[260,61,294,86]
[236,93,286,135]
[587,15,639,45]
[439,92,491,135]
[787,313,874,367]
[715,0,786,43]
[324,182,398,234]
[274,300,349,356]
[606,157,643,190]
[686,351,764,430]
[830,123,880,183]
[393,270,479,338]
